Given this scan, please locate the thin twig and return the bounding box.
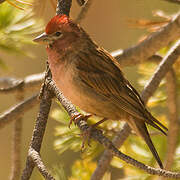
[29,148,55,180]
[56,0,72,16]
[0,73,44,94]
[76,0,86,6]
[10,90,24,180]
[0,94,39,129]
[113,13,180,67]
[0,0,5,4]
[21,90,53,180]
[91,123,131,180]
[91,40,180,179]
[163,0,180,4]
[10,118,22,180]
[164,69,179,170]
[141,39,180,103]
[75,0,94,24]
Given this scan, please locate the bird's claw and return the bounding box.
[80,117,108,151]
[69,113,92,128]
[69,114,107,151]
[80,126,93,151]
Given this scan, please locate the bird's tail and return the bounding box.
[128,118,163,169]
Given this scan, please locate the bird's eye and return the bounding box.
[55,31,61,37]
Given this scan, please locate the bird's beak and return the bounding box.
[33,32,50,44]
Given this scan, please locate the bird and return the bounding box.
[34,14,168,169]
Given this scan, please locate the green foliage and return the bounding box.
[0,2,42,68]
[69,159,96,180]
[52,102,169,179]
[52,102,104,159]
[50,164,67,180]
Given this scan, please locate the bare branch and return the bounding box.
[164,69,179,170]
[75,0,94,24]
[0,0,5,4]
[0,94,39,129]
[10,91,24,180]
[113,13,180,67]
[10,118,22,180]
[21,90,53,180]
[163,0,180,4]
[91,123,131,180]
[56,0,72,16]
[28,148,55,180]
[141,39,180,103]
[20,1,74,178]
[0,73,44,94]
[76,0,86,6]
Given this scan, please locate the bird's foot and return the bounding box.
[80,127,93,151]
[69,113,92,128]
[69,114,107,151]
[80,117,108,150]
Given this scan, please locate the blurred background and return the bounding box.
[0,0,179,179]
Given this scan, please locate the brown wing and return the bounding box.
[76,46,167,133]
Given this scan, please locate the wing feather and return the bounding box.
[76,46,167,132]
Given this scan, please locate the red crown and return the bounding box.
[45,14,69,34]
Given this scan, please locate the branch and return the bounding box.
[21,1,74,178]
[91,123,131,180]
[164,69,179,170]
[91,40,180,179]
[0,0,5,4]
[0,73,44,94]
[48,79,180,178]
[28,148,55,180]
[163,0,180,4]
[141,39,180,103]
[75,0,94,23]
[0,94,39,130]
[10,90,24,180]
[76,0,86,6]
[21,89,53,180]
[113,12,180,67]
[56,0,72,16]
[10,118,22,180]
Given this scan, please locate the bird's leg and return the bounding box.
[69,113,108,150]
[81,117,108,150]
[69,113,92,150]
[91,117,108,128]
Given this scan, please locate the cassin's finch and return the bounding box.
[34,14,168,168]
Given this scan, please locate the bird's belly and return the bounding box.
[55,77,100,115]
[50,63,94,112]
[50,62,122,120]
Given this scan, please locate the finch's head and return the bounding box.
[33,14,82,47]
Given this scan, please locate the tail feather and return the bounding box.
[128,118,164,169]
[145,110,168,134]
[143,115,167,136]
